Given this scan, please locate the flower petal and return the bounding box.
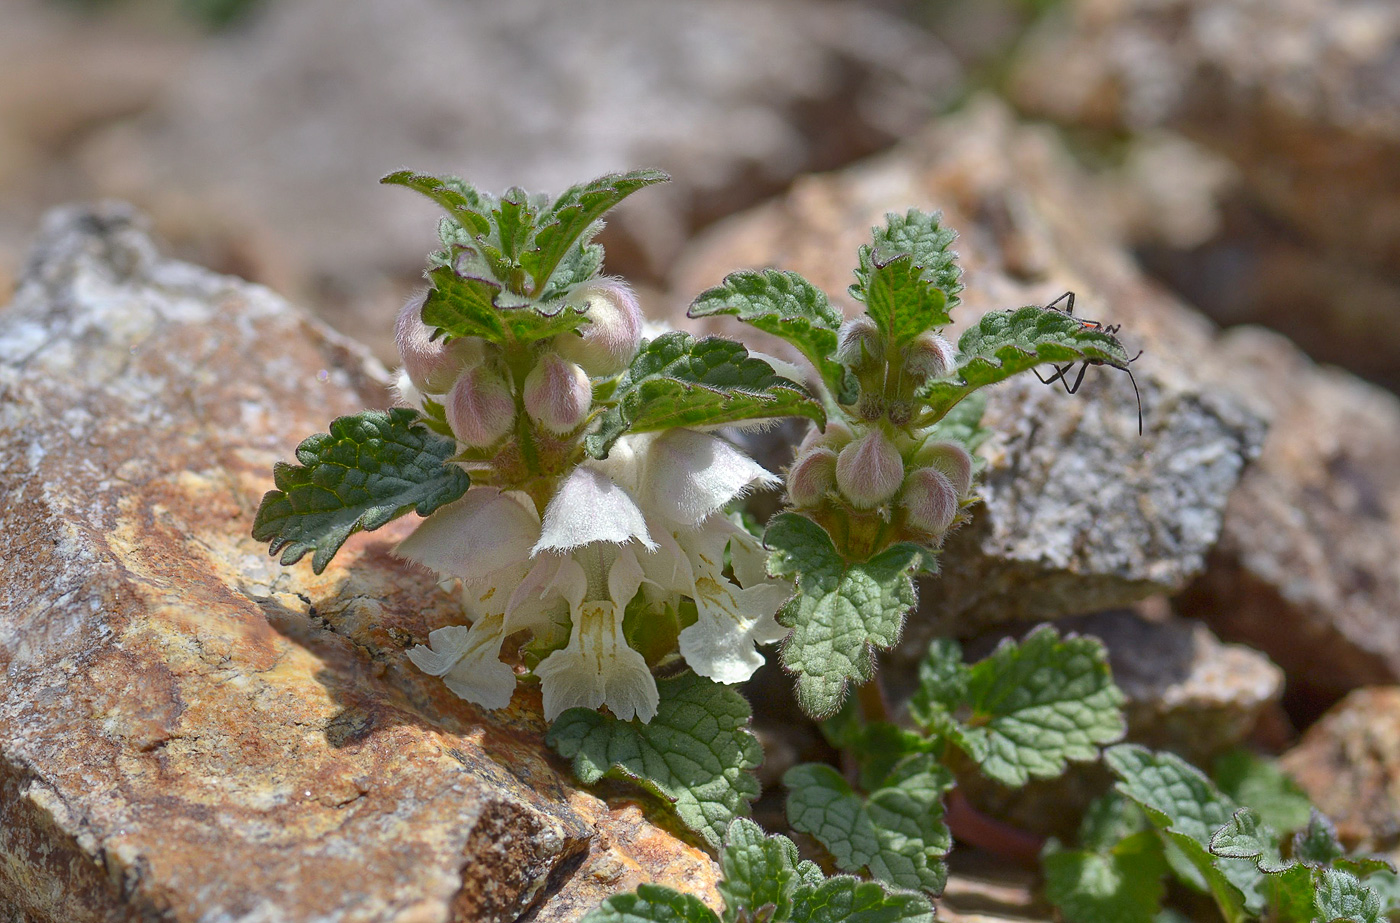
[407,619,518,711]
[397,488,540,583]
[534,599,659,722]
[534,466,655,553]
[679,570,791,685]
[641,429,777,528]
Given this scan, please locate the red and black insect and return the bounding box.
[1033,292,1144,435]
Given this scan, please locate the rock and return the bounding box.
[670,96,1265,641]
[0,204,718,922]
[1280,687,1400,852]
[1008,0,1400,393]
[1178,326,1400,716]
[68,0,960,363]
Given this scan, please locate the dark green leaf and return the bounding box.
[787,876,933,923]
[1213,749,1315,836]
[252,408,470,574]
[1315,868,1386,923]
[422,265,587,346]
[582,883,722,923]
[765,513,926,719]
[851,209,961,311]
[380,170,493,236]
[1043,831,1168,923]
[546,673,762,848]
[907,638,969,740]
[586,332,824,459]
[861,254,951,348]
[718,818,802,923]
[524,169,669,292]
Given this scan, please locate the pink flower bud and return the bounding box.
[836,317,884,367]
[447,365,516,447]
[835,429,904,509]
[912,441,974,496]
[798,420,853,454]
[555,279,644,376]
[901,468,958,535]
[786,447,838,508]
[396,290,483,392]
[902,332,956,382]
[524,353,592,434]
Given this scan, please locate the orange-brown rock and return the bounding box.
[0,204,719,922]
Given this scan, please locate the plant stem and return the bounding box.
[855,676,889,725]
[944,789,1046,865]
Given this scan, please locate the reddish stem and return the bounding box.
[944,789,1046,866]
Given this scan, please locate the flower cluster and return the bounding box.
[390,280,790,722]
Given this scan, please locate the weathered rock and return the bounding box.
[0,204,719,922]
[1280,687,1400,852]
[67,0,959,363]
[671,96,1265,642]
[1179,326,1400,714]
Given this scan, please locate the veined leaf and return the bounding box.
[524,169,669,292]
[422,265,587,345]
[381,170,493,236]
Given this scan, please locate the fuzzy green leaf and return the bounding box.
[719,818,803,923]
[1209,808,1291,874]
[1213,749,1315,836]
[1315,868,1386,923]
[422,265,587,346]
[582,883,722,923]
[546,673,761,848]
[1043,832,1168,923]
[252,409,470,574]
[688,269,852,399]
[851,209,961,311]
[1106,745,1262,922]
[765,513,927,719]
[785,755,953,895]
[586,332,824,458]
[920,389,990,457]
[919,305,1132,423]
[524,169,669,292]
[380,170,493,236]
[861,255,951,348]
[1294,812,1348,867]
[787,876,933,923]
[913,626,1126,788]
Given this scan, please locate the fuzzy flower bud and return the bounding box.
[524,352,592,434]
[835,429,904,509]
[786,447,838,508]
[798,420,853,455]
[902,332,956,382]
[836,317,884,367]
[447,365,516,448]
[555,279,644,376]
[395,291,484,392]
[901,468,958,535]
[912,441,974,496]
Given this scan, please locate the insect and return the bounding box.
[1033,292,1144,435]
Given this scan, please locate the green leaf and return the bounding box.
[1265,864,1324,923]
[1078,792,1152,851]
[851,209,962,311]
[1315,868,1386,923]
[861,255,951,349]
[252,408,470,574]
[688,269,852,400]
[849,723,933,794]
[545,673,762,848]
[491,186,538,266]
[764,513,926,719]
[918,305,1132,423]
[920,389,990,457]
[524,169,669,292]
[586,332,824,459]
[582,883,721,923]
[538,238,605,302]
[1213,749,1315,836]
[422,265,587,346]
[1105,745,1262,922]
[1209,808,1291,874]
[920,626,1126,788]
[380,170,493,236]
[1043,831,1168,923]
[718,818,802,923]
[787,876,933,923]
[784,755,953,895]
[1293,811,1347,867]
[907,638,969,740]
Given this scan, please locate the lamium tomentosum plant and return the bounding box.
[252,171,1399,923]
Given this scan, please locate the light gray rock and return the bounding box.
[0,204,719,922]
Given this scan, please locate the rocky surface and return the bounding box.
[1281,687,1400,852]
[671,97,1266,643]
[53,0,960,363]
[0,205,719,922]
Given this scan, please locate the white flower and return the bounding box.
[398,428,792,722]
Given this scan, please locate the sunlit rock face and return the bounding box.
[0,204,719,923]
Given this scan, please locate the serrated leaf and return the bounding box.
[252,408,470,574]
[1078,792,1152,851]
[861,254,952,348]
[1043,831,1168,923]
[545,673,761,848]
[953,625,1125,788]
[1265,863,1324,923]
[785,755,953,895]
[524,169,669,293]
[538,239,605,302]
[1316,868,1386,923]
[1293,811,1347,867]
[422,265,587,346]
[1209,808,1291,873]
[585,332,824,459]
[380,170,493,236]
[787,876,933,923]
[918,305,1132,423]
[1106,745,1263,922]
[582,883,722,923]
[1213,749,1315,836]
[907,638,970,740]
[764,513,926,719]
[718,818,802,923]
[688,269,851,400]
[492,186,537,265]
[850,723,933,794]
[851,209,962,311]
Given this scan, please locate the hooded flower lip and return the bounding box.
[534,465,656,554]
[639,429,777,529]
